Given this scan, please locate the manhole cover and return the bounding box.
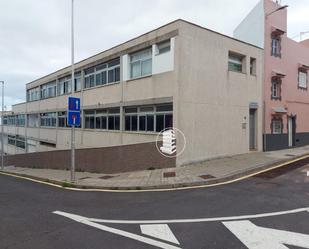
[163,172,176,178]
[199,174,215,180]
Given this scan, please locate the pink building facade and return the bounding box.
[234,0,309,150]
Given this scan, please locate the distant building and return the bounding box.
[235,0,309,151]
[2,19,263,172]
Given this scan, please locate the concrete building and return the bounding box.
[2,20,263,172]
[235,0,309,151]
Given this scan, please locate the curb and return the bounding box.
[1,153,309,192]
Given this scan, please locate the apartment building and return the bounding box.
[2,20,263,172]
[235,0,309,151]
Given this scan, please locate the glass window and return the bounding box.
[58,112,67,128]
[228,52,244,73]
[298,70,307,89]
[271,36,281,57]
[130,48,152,79]
[272,118,282,134]
[271,78,281,99]
[250,58,256,75]
[156,40,171,55]
[40,112,56,127]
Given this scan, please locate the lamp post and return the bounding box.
[70,0,76,183]
[0,81,4,170]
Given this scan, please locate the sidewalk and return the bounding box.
[2,146,309,190]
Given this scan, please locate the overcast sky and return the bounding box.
[0,0,308,110]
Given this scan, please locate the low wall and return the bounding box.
[4,142,175,174]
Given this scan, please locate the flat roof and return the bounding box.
[25,19,262,87]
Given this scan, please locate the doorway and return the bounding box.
[288,115,296,147]
[249,109,257,150]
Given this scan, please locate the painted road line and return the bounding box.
[140,224,180,245]
[223,220,309,249]
[2,153,309,193]
[53,211,182,249]
[53,207,309,225]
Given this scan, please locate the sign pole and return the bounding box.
[70,0,75,183]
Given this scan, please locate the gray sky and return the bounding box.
[0,0,308,110]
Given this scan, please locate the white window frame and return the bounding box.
[298,70,307,89]
[130,48,152,79]
[272,119,282,134]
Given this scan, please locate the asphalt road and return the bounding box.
[0,159,309,249]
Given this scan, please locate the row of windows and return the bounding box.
[3,115,25,126]
[124,105,172,132]
[3,104,173,133]
[84,58,120,89]
[7,135,26,149]
[228,52,257,75]
[26,39,172,102]
[271,70,308,100]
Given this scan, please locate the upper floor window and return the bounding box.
[228,52,245,73]
[27,87,40,102]
[16,114,25,127]
[41,81,56,99]
[271,77,282,100]
[40,112,56,127]
[156,40,171,55]
[7,115,16,126]
[271,36,281,57]
[250,57,257,75]
[130,48,152,79]
[298,70,307,89]
[58,76,72,96]
[58,111,67,128]
[84,58,120,89]
[27,114,39,128]
[74,72,82,92]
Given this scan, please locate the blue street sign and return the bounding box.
[68,97,81,126]
[68,97,80,112]
[67,111,80,126]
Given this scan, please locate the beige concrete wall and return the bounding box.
[175,22,263,166]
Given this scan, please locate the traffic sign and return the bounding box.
[67,111,80,126]
[68,97,80,111]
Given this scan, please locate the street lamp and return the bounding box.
[266,5,288,17]
[0,81,4,170]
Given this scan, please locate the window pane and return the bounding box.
[146,115,154,131]
[108,116,115,130]
[96,73,102,86]
[96,117,101,129]
[131,61,141,78]
[102,71,107,85]
[115,67,120,82]
[139,116,146,131]
[131,115,137,131]
[156,114,164,132]
[125,116,131,131]
[101,116,107,129]
[115,116,120,130]
[141,59,152,76]
[108,69,115,83]
[165,114,173,128]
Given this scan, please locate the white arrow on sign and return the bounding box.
[223,220,309,249]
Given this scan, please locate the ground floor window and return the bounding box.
[271,117,283,134]
[124,104,173,133]
[84,108,120,130]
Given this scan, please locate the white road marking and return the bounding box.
[140,224,180,245]
[53,211,182,249]
[82,207,309,224]
[223,220,309,249]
